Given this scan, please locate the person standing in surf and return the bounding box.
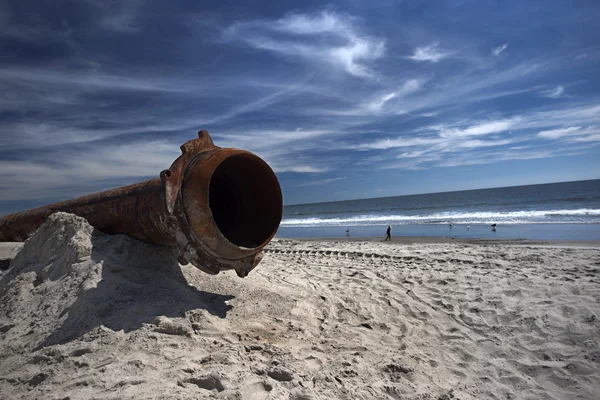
[385,225,391,241]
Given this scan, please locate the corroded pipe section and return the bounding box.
[0,130,283,277]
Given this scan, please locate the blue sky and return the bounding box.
[1,0,599,213]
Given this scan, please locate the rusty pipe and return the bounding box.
[0,130,283,277]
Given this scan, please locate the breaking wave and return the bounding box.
[281,209,600,227]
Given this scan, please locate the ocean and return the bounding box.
[277,179,600,241]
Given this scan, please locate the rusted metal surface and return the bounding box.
[0,130,283,277]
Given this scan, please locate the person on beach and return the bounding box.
[385,225,391,241]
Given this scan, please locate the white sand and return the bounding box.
[1,213,599,399]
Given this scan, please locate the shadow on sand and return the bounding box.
[35,231,233,349]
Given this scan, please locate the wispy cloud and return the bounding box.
[0,67,195,94]
[436,119,517,138]
[519,104,600,130]
[351,136,442,151]
[365,79,423,114]
[213,128,334,151]
[573,133,600,142]
[574,53,590,60]
[223,11,385,78]
[397,79,423,95]
[408,43,451,63]
[437,149,554,167]
[310,61,543,120]
[298,177,347,186]
[212,128,340,175]
[367,92,397,114]
[492,43,509,56]
[540,85,565,99]
[350,119,519,150]
[0,140,180,201]
[537,126,582,139]
[397,150,430,159]
[353,133,519,152]
[382,148,559,170]
[0,5,72,43]
[537,126,600,143]
[346,102,600,171]
[272,165,329,173]
[88,0,144,33]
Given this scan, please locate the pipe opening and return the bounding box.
[209,154,282,248]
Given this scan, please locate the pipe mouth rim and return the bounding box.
[181,149,282,259]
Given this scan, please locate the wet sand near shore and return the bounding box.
[292,235,600,247]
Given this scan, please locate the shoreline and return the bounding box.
[276,223,600,241]
[273,236,600,247]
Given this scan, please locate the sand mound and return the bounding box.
[0,213,235,399]
[1,214,599,399]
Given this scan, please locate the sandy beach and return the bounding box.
[1,213,599,399]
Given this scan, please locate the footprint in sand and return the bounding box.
[480,309,500,326]
[240,381,274,400]
[180,374,225,392]
[401,303,430,321]
[303,356,323,372]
